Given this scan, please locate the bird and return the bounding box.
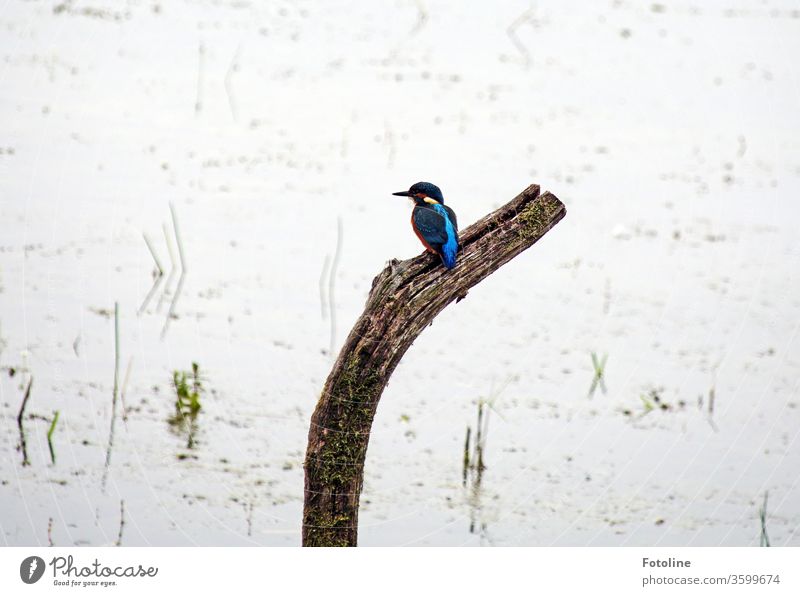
[392,181,459,269]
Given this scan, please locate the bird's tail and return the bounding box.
[441,245,457,269]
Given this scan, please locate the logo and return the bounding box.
[20,556,46,584]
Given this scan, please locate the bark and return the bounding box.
[302,184,566,546]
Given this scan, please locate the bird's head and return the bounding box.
[392,181,445,206]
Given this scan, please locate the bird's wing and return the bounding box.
[413,206,448,246]
[444,205,458,232]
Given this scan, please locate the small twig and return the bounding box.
[169,202,187,273]
[474,402,483,462]
[116,499,125,546]
[17,376,33,430]
[114,302,120,405]
[319,255,331,320]
[120,356,133,422]
[162,204,188,337]
[474,401,487,479]
[479,403,489,476]
[138,267,165,315]
[47,410,60,465]
[102,303,120,492]
[462,426,471,487]
[142,232,165,276]
[156,222,178,313]
[759,491,770,547]
[162,272,186,339]
[163,222,177,269]
[138,232,166,314]
[17,377,33,466]
[328,217,343,357]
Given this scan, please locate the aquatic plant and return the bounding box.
[168,362,203,449]
[47,410,60,464]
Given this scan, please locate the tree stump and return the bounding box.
[302,184,566,546]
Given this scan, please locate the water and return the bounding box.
[1,0,799,546]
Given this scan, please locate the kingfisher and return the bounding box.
[392,181,459,269]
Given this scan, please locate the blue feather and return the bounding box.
[432,204,458,269]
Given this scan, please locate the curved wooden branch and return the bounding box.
[302,184,566,546]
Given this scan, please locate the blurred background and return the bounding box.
[1,0,799,546]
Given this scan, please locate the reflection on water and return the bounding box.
[463,400,491,544]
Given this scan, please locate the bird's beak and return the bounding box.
[392,190,413,197]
